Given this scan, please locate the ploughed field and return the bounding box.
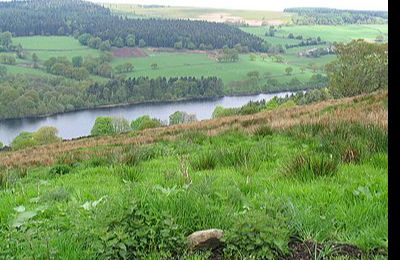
[0,91,388,259]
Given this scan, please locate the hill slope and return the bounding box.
[0,91,388,259]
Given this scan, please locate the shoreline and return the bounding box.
[0,88,305,122]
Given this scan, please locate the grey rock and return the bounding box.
[187,229,224,251]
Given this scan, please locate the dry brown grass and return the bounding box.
[0,91,387,168]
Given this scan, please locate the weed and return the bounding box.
[283,154,338,181]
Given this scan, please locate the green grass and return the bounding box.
[106,3,293,22]
[241,24,388,44]
[4,35,322,88]
[0,121,388,258]
[14,36,103,61]
[111,50,316,84]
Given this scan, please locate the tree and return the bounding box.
[139,39,146,48]
[88,36,102,49]
[126,34,136,47]
[33,126,61,145]
[247,71,260,80]
[11,132,36,150]
[300,66,306,73]
[0,31,12,50]
[0,141,3,149]
[169,111,197,125]
[174,41,183,49]
[151,63,158,70]
[249,54,257,61]
[111,117,131,133]
[78,33,91,46]
[375,35,384,43]
[113,36,124,48]
[0,65,6,78]
[131,115,162,131]
[72,56,83,67]
[326,39,388,97]
[32,53,39,68]
[91,117,114,136]
[285,67,293,75]
[288,33,294,39]
[99,40,111,51]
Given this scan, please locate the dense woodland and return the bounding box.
[285,8,388,25]
[0,75,223,119]
[0,0,267,51]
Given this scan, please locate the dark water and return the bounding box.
[0,92,293,145]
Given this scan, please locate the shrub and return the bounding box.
[212,106,239,118]
[11,132,36,150]
[131,115,162,131]
[223,203,290,258]
[97,202,185,258]
[49,164,72,175]
[283,154,338,181]
[91,117,114,136]
[33,126,62,145]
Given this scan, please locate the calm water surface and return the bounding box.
[0,92,292,145]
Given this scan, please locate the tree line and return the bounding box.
[284,8,388,25]
[0,75,223,120]
[0,0,267,51]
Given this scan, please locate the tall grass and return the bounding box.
[283,154,338,181]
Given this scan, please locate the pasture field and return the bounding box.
[5,36,324,89]
[241,24,388,43]
[0,91,388,258]
[13,36,103,61]
[106,4,293,24]
[111,50,316,84]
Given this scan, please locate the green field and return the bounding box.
[4,36,322,88]
[106,4,293,23]
[3,23,387,92]
[241,24,388,43]
[13,36,102,61]
[111,50,316,84]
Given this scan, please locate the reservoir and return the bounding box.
[0,92,292,145]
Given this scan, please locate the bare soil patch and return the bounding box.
[112,47,148,58]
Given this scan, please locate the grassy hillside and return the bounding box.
[0,91,388,258]
[5,36,322,92]
[106,4,293,25]
[241,24,388,43]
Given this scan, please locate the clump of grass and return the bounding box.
[216,142,271,172]
[283,154,338,181]
[253,125,274,138]
[120,145,161,166]
[113,165,142,182]
[287,123,387,164]
[41,187,70,202]
[179,130,208,145]
[190,150,217,171]
[0,168,28,188]
[56,152,83,166]
[49,164,72,175]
